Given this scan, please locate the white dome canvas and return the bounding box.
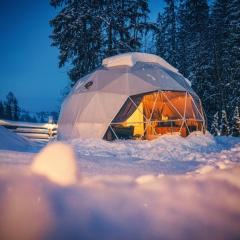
[57,52,205,140]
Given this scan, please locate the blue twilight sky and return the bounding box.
[0,0,164,112]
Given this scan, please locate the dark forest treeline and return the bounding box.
[0,92,59,123]
[50,0,240,135]
[0,92,20,121]
[154,0,240,135]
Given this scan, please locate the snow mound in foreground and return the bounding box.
[0,136,240,239]
[0,126,31,151]
[31,142,77,186]
[0,165,240,240]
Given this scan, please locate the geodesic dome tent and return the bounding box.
[57,52,206,140]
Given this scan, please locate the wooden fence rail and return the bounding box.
[0,119,58,142]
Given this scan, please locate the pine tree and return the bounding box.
[231,106,240,137]
[4,101,12,120]
[107,0,151,55]
[184,0,211,85]
[179,0,215,122]
[226,0,240,109]
[163,0,177,66]
[50,0,151,85]
[50,0,103,85]
[210,112,220,136]
[13,98,19,121]
[4,92,20,120]
[220,110,230,136]
[176,0,188,76]
[210,0,231,113]
[155,13,165,57]
[155,0,177,66]
[209,0,240,116]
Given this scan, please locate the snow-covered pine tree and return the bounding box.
[184,0,210,82]
[176,0,188,76]
[155,13,165,57]
[4,92,20,121]
[209,0,240,117]
[155,0,177,67]
[116,0,151,53]
[226,0,240,109]
[13,98,19,121]
[4,103,11,120]
[50,0,103,85]
[163,0,177,66]
[231,106,240,137]
[154,0,239,132]
[210,112,220,136]
[209,0,229,113]
[50,0,151,85]
[220,110,230,136]
[181,0,214,122]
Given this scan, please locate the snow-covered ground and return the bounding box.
[0,126,240,240]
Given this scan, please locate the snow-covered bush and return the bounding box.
[210,112,220,136]
[220,110,230,136]
[231,106,240,137]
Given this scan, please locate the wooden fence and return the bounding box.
[0,119,58,142]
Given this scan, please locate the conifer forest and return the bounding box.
[50,0,240,136]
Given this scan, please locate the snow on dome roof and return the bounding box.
[102,52,179,73]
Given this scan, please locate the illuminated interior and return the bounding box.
[104,91,206,140]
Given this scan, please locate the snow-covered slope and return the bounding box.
[0,126,32,151]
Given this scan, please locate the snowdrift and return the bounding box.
[0,162,240,240]
[68,132,240,176]
[0,130,240,239]
[0,126,31,151]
